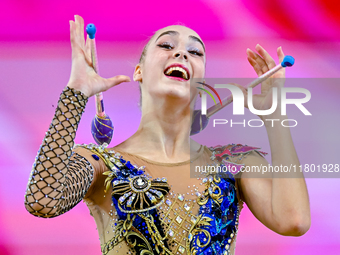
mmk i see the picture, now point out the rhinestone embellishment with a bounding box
[130,176,151,193]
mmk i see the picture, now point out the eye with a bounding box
[157,42,174,49]
[188,47,204,56]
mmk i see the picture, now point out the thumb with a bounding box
[104,75,131,89]
[277,46,285,63]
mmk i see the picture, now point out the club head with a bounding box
[91,114,114,145]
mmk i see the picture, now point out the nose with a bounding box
[173,50,188,60]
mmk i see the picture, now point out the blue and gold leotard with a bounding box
[78,143,267,255]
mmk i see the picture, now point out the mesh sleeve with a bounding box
[24,86,94,218]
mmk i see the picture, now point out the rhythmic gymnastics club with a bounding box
[190,55,295,136]
[86,24,114,145]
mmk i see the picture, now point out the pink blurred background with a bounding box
[1,0,340,254]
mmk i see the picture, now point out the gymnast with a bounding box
[25,15,310,255]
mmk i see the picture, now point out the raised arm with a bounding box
[236,44,310,236]
[24,87,94,217]
[24,15,130,218]
[239,150,310,236]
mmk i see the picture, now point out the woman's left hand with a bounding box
[246,44,286,119]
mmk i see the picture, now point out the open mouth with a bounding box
[164,65,190,81]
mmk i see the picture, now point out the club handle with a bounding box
[86,23,114,145]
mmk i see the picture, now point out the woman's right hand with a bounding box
[67,15,130,97]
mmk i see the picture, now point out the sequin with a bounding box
[184,204,190,211]
[92,154,99,161]
[178,194,184,201]
[178,246,185,253]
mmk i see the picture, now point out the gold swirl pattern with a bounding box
[186,214,213,254]
[198,174,223,206]
[139,213,173,255]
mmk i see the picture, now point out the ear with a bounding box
[133,64,143,82]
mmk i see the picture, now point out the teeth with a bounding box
[165,66,188,80]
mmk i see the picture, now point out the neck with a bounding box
[118,94,199,161]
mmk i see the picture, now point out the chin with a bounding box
[164,85,190,99]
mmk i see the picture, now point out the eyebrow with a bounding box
[155,30,206,52]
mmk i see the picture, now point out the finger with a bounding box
[255,44,276,69]
[69,20,75,46]
[246,48,258,60]
[104,75,131,89]
[85,34,92,64]
[74,15,79,38]
[277,46,285,63]
[69,20,81,58]
[78,15,85,47]
[247,48,266,65]
[247,54,264,76]
[247,48,269,74]
[74,15,83,47]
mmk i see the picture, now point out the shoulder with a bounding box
[209,143,267,158]
[73,143,107,171]
[73,142,147,185]
[208,143,268,163]
[208,143,268,175]
[73,143,115,200]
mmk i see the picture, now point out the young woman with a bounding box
[25,15,310,255]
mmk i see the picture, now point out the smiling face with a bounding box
[134,25,206,107]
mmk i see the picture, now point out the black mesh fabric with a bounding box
[25,86,94,218]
